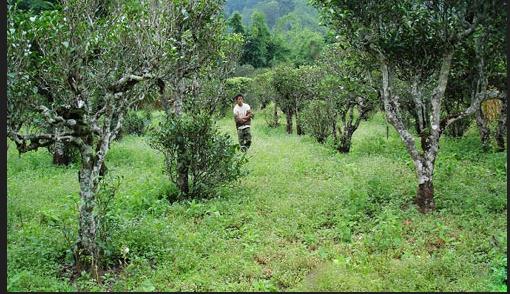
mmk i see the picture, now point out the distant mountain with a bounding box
[224,0,326,34]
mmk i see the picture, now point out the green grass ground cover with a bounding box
[7,112,507,291]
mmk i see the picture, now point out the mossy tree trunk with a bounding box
[285,109,294,134]
[475,106,491,150]
[495,96,507,151]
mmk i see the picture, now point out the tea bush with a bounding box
[301,100,335,144]
[121,110,151,137]
[149,113,247,199]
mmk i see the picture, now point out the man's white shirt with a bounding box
[233,103,251,130]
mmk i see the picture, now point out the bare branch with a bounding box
[108,73,154,93]
[441,88,503,131]
[37,105,80,129]
[429,51,454,139]
[7,127,78,153]
[379,60,421,163]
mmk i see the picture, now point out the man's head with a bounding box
[234,94,244,106]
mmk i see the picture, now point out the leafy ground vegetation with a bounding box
[7,112,506,292]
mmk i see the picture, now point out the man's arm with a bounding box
[234,114,247,124]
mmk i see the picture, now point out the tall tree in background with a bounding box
[274,14,325,66]
[242,11,271,67]
[228,11,245,35]
[313,0,503,213]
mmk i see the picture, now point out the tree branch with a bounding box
[440,88,503,131]
[8,127,78,153]
[379,59,421,163]
[108,73,153,94]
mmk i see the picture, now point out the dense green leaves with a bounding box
[302,100,335,143]
[150,113,247,199]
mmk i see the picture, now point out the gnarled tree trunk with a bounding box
[75,144,100,279]
[337,133,352,153]
[378,52,453,213]
[273,103,279,127]
[475,106,491,150]
[53,140,73,165]
[415,159,436,213]
[295,106,304,135]
[285,110,293,134]
[48,126,74,165]
[174,78,190,196]
[495,96,507,151]
[335,98,368,154]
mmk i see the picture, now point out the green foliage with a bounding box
[226,0,327,68]
[225,0,323,32]
[302,100,334,143]
[259,102,280,128]
[7,114,507,291]
[121,110,151,137]
[247,70,274,110]
[10,0,57,13]
[149,113,247,199]
[227,11,245,35]
[279,27,325,66]
[233,64,256,77]
[241,11,272,68]
[95,175,123,268]
[272,64,300,114]
[225,77,253,101]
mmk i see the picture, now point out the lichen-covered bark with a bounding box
[53,140,72,165]
[475,107,491,150]
[76,143,100,278]
[379,60,421,164]
[378,52,453,213]
[411,77,426,134]
[495,96,507,151]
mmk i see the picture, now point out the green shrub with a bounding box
[261,103,280,128]
[121,110,151,137]
[302,100,335,144]
[149,113,247,199]
[95,175,123,268]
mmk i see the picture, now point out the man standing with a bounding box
[233,94,253,152]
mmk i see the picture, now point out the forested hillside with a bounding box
[225,0,324,33]
[224,0,329,71]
